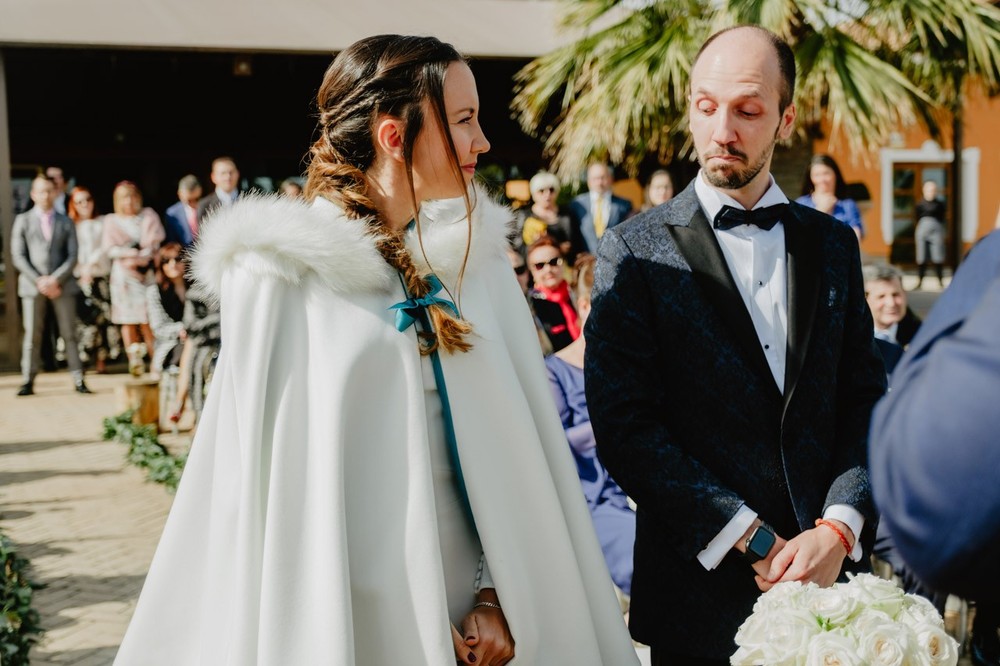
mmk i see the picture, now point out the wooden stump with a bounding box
[115,376,160,429]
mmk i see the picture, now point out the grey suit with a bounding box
[586,181,886,657]
[11,207,84,384]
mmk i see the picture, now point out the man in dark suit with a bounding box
[196,156,241,225]
[863,264,921,349]
[568,162,633,254]
[11,176,91,396]
[163,174,202,248]
[870,230,1000,664]
[586,26,885,663]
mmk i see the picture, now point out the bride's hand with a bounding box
[454,589,515,665]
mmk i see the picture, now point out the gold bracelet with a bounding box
[474,601,502,611]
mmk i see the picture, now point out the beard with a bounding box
[698,131,779,190]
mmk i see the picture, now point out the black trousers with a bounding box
[651,648,729,666]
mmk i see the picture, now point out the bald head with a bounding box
[693,26,795,113]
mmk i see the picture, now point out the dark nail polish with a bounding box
[468,653,477,663]
[466,636,474,642]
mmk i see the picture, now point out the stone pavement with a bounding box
[0,370,176,666]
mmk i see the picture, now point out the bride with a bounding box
[114,34,637,666]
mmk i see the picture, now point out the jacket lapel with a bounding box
[665,187,778,393]
[782,204,820,414]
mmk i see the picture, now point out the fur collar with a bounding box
[191,186,515,301]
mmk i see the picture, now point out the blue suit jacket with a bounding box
[163,201,196,248]
[569,192,633,255]
[870,230,1000,602]
[585,181,885,656]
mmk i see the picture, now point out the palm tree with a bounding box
[512,0,1000,185]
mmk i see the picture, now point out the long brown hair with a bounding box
[304,34,475,355]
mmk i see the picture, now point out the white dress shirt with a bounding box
[873,322,899,345]
[692,171,864,569]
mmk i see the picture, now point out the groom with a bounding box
[586,26,886,663]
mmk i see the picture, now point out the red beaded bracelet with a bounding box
[815,519,852,555]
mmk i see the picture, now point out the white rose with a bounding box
[912,624,959,666]
[857,621,919,666]
[806,587,860,629]
[805,631,864,666]
[733,607,819,665]
[753,581,813,614]
[898,594,946,630]
[846,573,905,619]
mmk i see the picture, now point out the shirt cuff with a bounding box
[823,505,865,562]
[697,504,757,571]
[475,553,494,592]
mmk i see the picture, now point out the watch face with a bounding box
[748,525,776,560]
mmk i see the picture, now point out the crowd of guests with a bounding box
[10,158,302,427]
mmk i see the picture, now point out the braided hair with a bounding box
[305,34,475,354]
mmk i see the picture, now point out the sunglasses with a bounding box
[162,257,183,265]
[513,264,528,276]
[535,187,556,193]
[532,257,563,271]
[73,197,93,205]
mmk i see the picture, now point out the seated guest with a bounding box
[169,280,221,424]
[515,171,573,258]
[546,254,635,598]
[526,236,579,353]
[146,243,189,377]
[863,264,921,349]
[507,248,552,356]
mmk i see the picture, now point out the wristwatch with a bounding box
[743,522,776,564]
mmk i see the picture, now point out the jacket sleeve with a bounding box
[870,239,1000,601]
[585,228,746,560]
[11,214,40,282]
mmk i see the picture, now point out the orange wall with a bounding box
[814,87,1000,261]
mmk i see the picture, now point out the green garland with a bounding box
[102,411,187,493]
[0,531,43,666]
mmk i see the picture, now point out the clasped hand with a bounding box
[450,589,514,665]
[753,523,851,592]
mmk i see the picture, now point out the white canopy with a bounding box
[0,0,565,57]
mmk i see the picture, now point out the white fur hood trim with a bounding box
[191,186,515,301]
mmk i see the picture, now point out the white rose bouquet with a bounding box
[731,573,959,666]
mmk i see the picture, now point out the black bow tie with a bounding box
[714,203,789,231]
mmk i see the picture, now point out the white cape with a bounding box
[114,189,638,665]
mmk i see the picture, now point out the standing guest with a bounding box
[102,181,165,374]
[145,243,189,377]
[527,236,580,353]
[514,171,573,257]
[586,26,885,664]
[279,178,304,198]
[870,230,1000,661]
[196,156,241,225]
[46,165,69,215]
[642,169,674,211]
[506,247,553,356]
[163,175,202,249]
[569,162,633,255]
[796,154,864,241]
[11,176,91,395]
[547,254,635,598]
[914,179,947,290]
[70,186,115,374]
[115,34,637,666]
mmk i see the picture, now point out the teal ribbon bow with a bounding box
[389,274,459,332]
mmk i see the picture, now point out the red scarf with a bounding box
[537,282,581,340]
